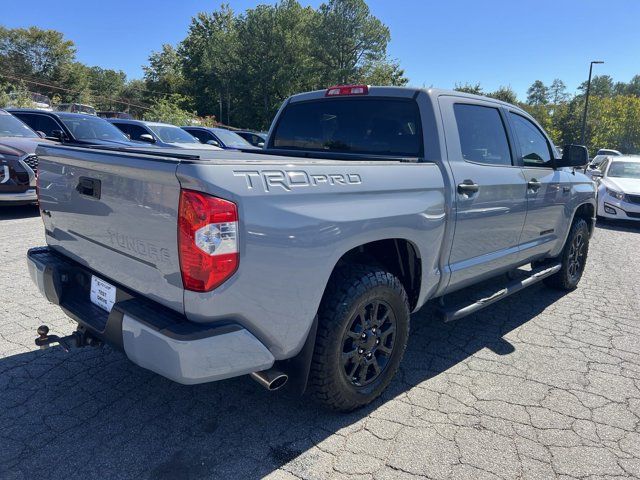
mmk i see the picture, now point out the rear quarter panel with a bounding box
[177,161,446,359]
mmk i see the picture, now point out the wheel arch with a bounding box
[572,201,596,235]
[327,238,423,312]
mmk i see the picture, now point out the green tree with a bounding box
[143,95,195,125]
[0,26,75,82]
[234,1,318,127]
[454,82,483,95]
[526,80,548,105]
[358,59,407,86]
[548,79,569,104]
[578,75,614,97]
[487,86,517,104]
[179,4,240,122]
[311,0,397,85]
[144,44,184,96]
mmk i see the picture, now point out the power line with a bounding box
[1,72,153,110]
[1,44,177,98]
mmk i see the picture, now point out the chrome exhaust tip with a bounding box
[250,369,288,391]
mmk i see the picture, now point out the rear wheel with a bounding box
[543,218,590,290]
[307,265,410,411]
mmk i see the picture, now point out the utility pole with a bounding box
[580,60,604,145]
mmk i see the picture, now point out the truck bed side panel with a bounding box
[177,161,446,359]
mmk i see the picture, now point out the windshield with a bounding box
[148,125,199,144]
[59,114,130,142]
[0,112,38,138]
[272,98,423,157]
[608,161,640,179]
[214,129,252,148]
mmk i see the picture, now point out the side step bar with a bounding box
[438,263,561,322]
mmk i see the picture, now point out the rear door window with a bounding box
[186,129,213,144]
[271,98,423,157]
[453,104,512,166]
[112,122,130,137]
[13,113,60,137]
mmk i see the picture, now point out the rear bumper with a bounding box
[27,247,274,384]
[0,188,37,205]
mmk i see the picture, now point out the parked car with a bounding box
[181,126,258,150]
[28,85,595,411]
[596,148,622,157]
[55,103,97,115]
[6,109,148,148]
[6,92,53,111]
[232,130,267,147]
[0,109,51,205]
[97,111,134,120]
[591,155,640,220]
[108,119,222,150]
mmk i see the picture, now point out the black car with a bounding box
[6,109,148,148]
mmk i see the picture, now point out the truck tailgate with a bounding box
[36,145,184,313]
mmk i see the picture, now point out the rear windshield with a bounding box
[271,98,423,157]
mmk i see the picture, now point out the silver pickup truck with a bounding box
[28,86,595,411]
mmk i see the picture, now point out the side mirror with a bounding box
[206,139,220,147]
[555,144,589,168]
[36,131,47,139]
[139,134,155,143]
[51,130,66,142]
[591,170,603,178]
[257,142,265,148]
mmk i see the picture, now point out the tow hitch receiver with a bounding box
[35,325,102,352]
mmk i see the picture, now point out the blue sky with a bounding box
[3,0,639,100]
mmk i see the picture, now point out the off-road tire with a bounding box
[543,218,590,290]
[307,265,410,411]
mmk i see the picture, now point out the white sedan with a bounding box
[593,156,640,221]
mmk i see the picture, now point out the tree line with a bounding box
[1,0,639,155]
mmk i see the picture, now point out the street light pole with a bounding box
[580,60,604,146]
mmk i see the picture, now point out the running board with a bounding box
[438,263,561,322]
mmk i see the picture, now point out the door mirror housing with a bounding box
[206,139,220,147]
[555,144,589,168]
[590,170,603,178]
[36,130,47,139]
[51,130,67,142]
[139,134,155,143]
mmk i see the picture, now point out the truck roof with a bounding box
[287,85,519,109]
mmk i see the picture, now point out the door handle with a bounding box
[76,177,101,199]
[457,180,479,196]
[527,179,541,191]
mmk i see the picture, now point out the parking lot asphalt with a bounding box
[1,205,639,480]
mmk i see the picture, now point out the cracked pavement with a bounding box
[1,205,639,480]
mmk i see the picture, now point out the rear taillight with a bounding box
[325,85,369,97]
[178,189,239,292]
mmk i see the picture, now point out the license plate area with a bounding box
[90,275,116,312]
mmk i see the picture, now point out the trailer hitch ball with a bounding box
[37,325,50,349]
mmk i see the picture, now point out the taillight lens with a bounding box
[178,189,239,292]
